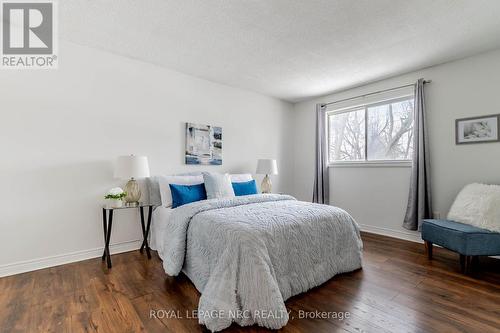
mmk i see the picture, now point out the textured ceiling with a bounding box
[59,0,500,102]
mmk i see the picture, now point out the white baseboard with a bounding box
[359,223,423,243]
[1,225,495,278]
[0,239,142,278]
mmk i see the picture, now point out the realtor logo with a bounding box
[1,1,57,68]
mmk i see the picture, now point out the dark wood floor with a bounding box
[1,232,500,333]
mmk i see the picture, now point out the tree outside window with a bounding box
[328,97,414,163]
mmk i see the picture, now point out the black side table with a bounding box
[101,203,154,268]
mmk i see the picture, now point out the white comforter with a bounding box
[157,194,363,331]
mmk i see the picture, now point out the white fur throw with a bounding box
[447,183,500,232]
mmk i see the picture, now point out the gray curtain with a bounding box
[403,79,432,230]
[313,103,329,204]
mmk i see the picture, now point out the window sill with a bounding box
[328,161,412,168]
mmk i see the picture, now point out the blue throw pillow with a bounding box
[169,183,207,208]
[232,180,258,196]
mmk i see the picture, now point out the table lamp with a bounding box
[256,159,278,193]
[114,155,150,206]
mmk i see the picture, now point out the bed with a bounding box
[149,185,363,332]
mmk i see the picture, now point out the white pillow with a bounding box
[157,175,204,207]
[447,183,500,232]
[230,173,253,183]
[203,172,235,199]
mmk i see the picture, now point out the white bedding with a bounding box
[150,206,172,251]
[156,194,363,331]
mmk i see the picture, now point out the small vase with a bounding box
[109,199,123,208]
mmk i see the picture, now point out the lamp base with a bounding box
[124,178,141,205]
[261,174,272,194]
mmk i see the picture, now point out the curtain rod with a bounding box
[322,80,431,107]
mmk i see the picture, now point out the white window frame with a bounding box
[327,94,414,168]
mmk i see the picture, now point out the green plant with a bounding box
[104,192,127,200]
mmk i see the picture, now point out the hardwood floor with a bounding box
[1,232,499,333]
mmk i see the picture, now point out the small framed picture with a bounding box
[455,114,500,145]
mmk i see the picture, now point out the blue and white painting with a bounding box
[185,123,222,165]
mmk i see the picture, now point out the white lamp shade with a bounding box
[256,159,278,175]
[114,155,150,179]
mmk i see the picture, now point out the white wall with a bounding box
[292,48,500,241]
[0,42,293,276]
[3,42,499,277]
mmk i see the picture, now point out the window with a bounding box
[328,96,414,164]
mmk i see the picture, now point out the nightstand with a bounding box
[101,203,154,268]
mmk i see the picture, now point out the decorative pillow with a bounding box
[232,180,258,196]
[447,183,500,232]
[147,176,162,207]
[230,173,253,183]
[158,175,204,207]
[202,172,235,199]
[169,183,207,208]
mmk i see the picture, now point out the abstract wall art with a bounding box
[185,122,222,165]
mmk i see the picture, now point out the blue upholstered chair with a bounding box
[421,219,500,273]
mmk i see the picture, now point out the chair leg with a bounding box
[424,241,433,260]
[460,255,474,274]
[466,256,473,274]
[471,256,479,268]
[469,256,479,272]
[460,254,466,273]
